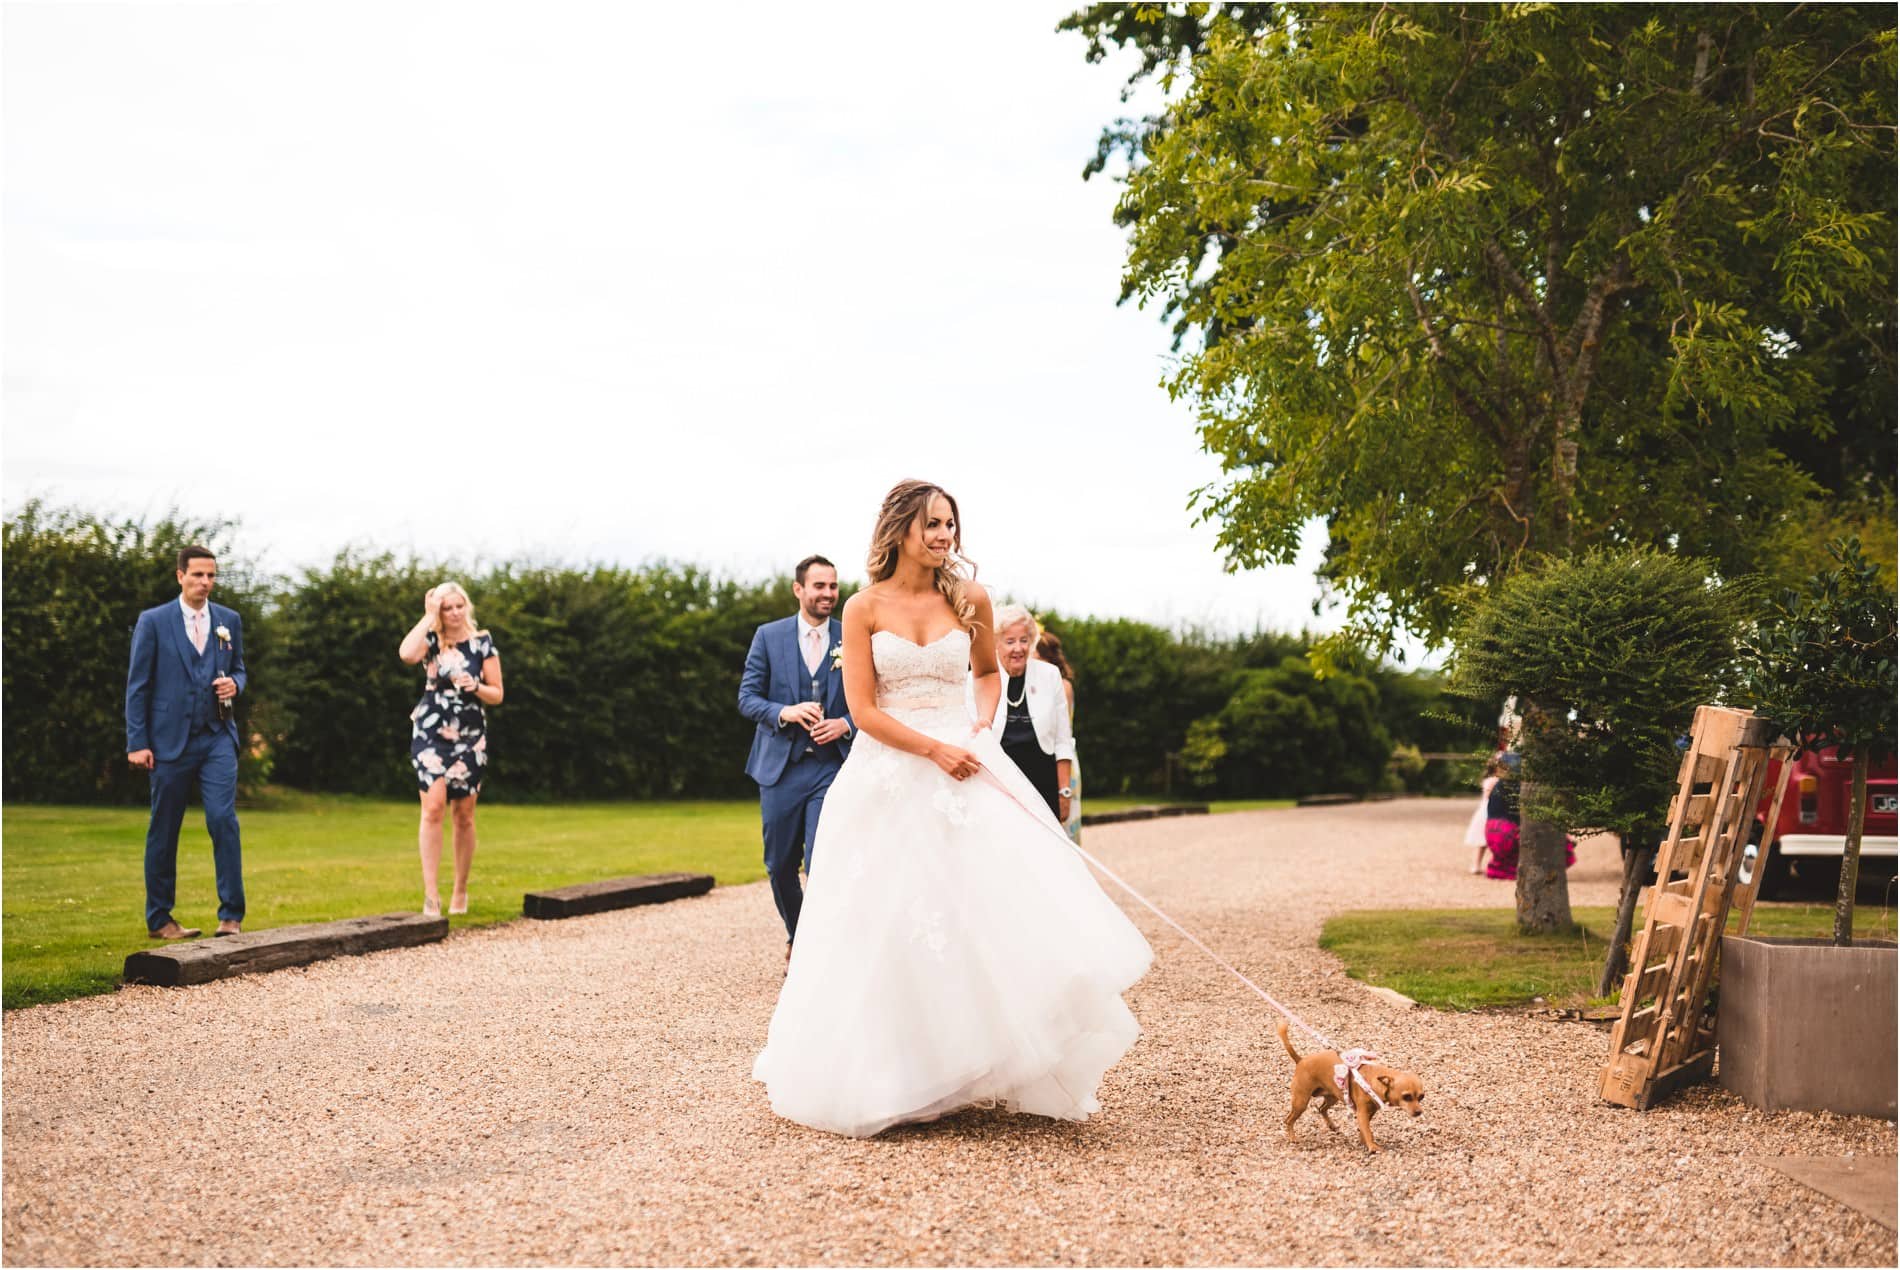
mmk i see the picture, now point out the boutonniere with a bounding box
[829,643,844,670]
[215,625,231,646]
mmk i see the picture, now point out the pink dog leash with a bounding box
[971,764,1389,1110]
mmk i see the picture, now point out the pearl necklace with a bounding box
[1006,675,1027,708]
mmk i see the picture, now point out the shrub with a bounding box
[1449,545,1743,939]
[2,502,275,802]
[1742,537,1898,943]
[1187,656,1392,798]
[1449,546,1743,843]
[266,555,794,800]
[6,503,1474,805]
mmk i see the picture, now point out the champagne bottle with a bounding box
[216,629,236,724]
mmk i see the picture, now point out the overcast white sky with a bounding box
[4,1,1365,643]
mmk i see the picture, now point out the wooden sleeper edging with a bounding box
[522,872,714,920]
[123,912,448,988]
[1078,804,1210,827]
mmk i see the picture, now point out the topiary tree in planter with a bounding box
[1450,547,1742,974]
[1741,537,1899,944]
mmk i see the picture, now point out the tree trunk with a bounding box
[1597,830,1655,997]
[1834,751,1868,945]
[1515,782,1575,934]
[1550,418,1580,551]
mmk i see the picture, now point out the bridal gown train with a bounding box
[752,628,1153,1138]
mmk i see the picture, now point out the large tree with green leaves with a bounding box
[1071,3,1896,652]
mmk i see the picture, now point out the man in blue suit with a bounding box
[738,555,853,960]
[125,545,247,939]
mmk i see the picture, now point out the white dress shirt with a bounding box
[798,613,827,675]
[179,595,209,654]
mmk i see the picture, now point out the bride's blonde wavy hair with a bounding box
[866,479,980,632]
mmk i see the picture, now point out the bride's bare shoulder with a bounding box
[842,588,881,628]
[963,580,993,626]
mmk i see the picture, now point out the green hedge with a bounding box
[260,556,794,801]
[2,503,277,803]
[3,503,1488,803]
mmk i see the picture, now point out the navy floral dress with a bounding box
[410,629,494,799]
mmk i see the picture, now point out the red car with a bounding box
[1750,746,1899,899]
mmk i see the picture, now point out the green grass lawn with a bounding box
[1320,902,1897,1011]
[2,791,769,1009]
[3,789,1292,1009]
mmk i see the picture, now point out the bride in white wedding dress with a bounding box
[752,479,1153,1138]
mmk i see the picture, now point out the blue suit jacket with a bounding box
[739,615,853,787]
[125,601,247,762]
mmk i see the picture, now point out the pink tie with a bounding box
[190,610,207,654]
[804,627,822,675]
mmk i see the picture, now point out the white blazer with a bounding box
[970,658,1075,763]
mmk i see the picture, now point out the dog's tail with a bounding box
[1276,1020,1302,1064]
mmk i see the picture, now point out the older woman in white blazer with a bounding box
[974,603,1074,823]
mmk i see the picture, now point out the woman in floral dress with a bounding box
[398,583,503,916]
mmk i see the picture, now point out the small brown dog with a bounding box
[1277,1021,1425,1152]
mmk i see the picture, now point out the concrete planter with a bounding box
[1717,934,1897,1118]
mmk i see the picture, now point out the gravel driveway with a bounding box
[5,799,1894,1266]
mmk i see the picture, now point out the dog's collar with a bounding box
[1333,1049,1386,1108]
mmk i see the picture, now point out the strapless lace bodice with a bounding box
[871,628,971,722]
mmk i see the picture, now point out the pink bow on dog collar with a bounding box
[1333,1048,1384,1106]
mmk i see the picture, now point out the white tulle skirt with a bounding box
[752,706,1152,1138]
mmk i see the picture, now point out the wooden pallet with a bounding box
[1730,741,1796,938]
[1599,705,1791,1110]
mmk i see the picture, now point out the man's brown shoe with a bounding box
[214,921,242,937]
[148,922,202,940]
